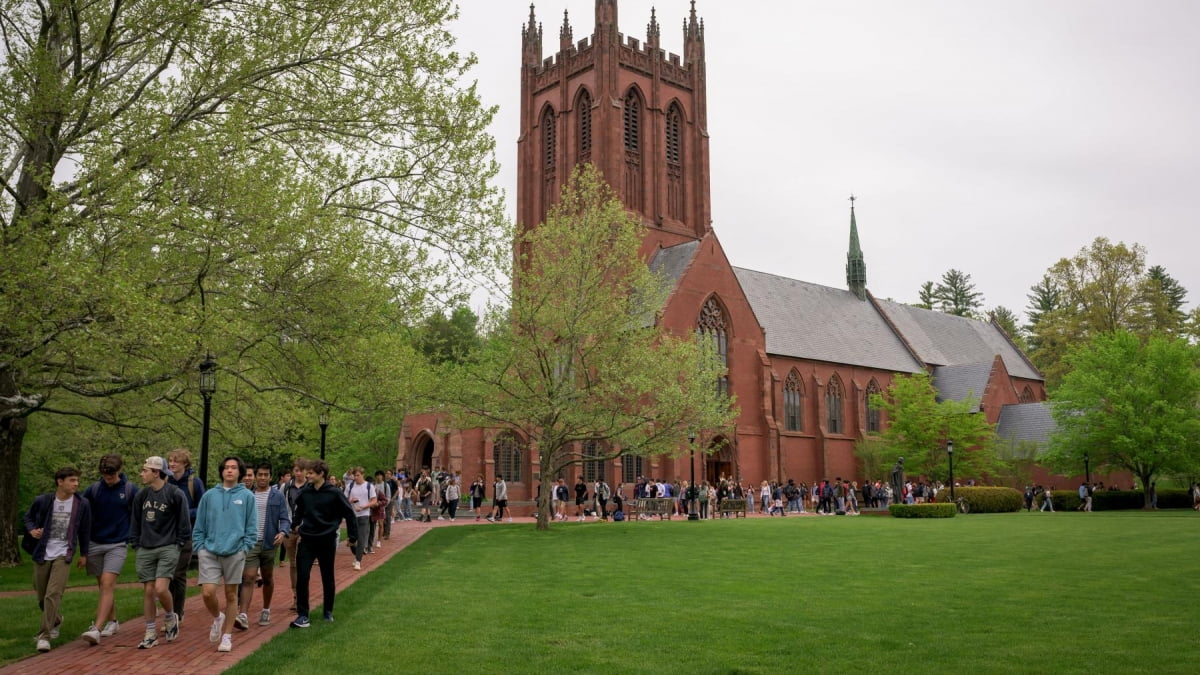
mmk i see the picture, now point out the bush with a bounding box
[889,503,956,518]
[1090,488,1191,510]
[939,486,1022,513]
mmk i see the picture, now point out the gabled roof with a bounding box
[873,299,1042,380]
[931,362,992,411]
[731,268,925,373]
[648,240,699,289]
[996,402,1056,446]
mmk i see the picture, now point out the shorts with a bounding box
[86,542,128,577]
[419,494,432,507]
[135,545,181,583]
[495,499,508,508]
[197,548,247,585]
[241,541,275,576]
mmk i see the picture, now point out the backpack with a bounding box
[612,510,625,522]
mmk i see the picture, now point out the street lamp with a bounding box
[1083,452,1090,487]
[687,429,699,521]
[946,440,955,502]
[198,353,217,485]
[319,408,330,460]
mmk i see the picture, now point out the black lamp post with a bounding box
[1083,452,1090,487]
[319,409,330,460]
[687,429,699,521]
[947,440,955,502]
[198,353,217,485]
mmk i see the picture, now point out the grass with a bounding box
[227,511,1199,674]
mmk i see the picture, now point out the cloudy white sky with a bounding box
[449,0,1200,318]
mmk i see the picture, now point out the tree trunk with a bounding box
[0,402,28,567]
[536,469,553,530]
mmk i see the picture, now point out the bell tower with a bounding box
[517,1,713,255]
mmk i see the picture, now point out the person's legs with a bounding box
[170,537,193,620]
[315,534,338,617]
[354,516,369,561]
[239,544,262,618]
[448,498,459,519]
[295,538,315,619]
[35,558,69,641]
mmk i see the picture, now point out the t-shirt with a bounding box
[254,489,270,540]
[44,497,74,560]
[345,481,375,518]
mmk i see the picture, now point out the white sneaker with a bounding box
[36,638,51,653]
[99,620,119,637]
[234,613,249,630]
[506,517,513,522]
[258,609,271,626]
[352,561,361,571]
[209,613,224,643]
[217,635,232,653]
[82,626,101,645]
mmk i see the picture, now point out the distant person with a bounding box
[343,467,377,569]
[24,466,92,654]
[81,454,135,646]
[1040,487,1054,512]
[574,477,588,522]
[166,449,205,625]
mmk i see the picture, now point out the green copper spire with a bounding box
[846,194,867,300]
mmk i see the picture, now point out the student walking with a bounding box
[289,460,359,628]
[237,462,290,629]
[343,467,377,568]
[165,449,205,624]
[192,457,258,653]
[80,455,135,646]
[24,466,92,653]
[130,456,189,649]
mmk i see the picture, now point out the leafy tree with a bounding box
[1046,331,1200,507]
[1142,265,1188,334]
[868,373,998,482]
[417,306,484,365]
[988,306,1028,352]
[914,281,936,310]
[437,166,736,530]
[0,0,504,564]
[1024,274,1063,331]
[932,269,984,318]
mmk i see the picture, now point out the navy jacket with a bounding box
[83,474,136,544]
[23,493,92,564]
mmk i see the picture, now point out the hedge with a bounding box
[938,486,1021,513]
[889,503,956,518]
[1043,488,1192,511]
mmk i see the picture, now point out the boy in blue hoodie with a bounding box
[191,456,257,653]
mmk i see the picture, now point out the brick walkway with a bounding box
[0,518,453,674]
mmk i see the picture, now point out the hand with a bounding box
[29,528,43,539]
[274,532,285,546]
[76,555,87,569]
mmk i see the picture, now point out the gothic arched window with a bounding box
[540,105,556,223]
[493,432,523,483]
[623,90,640,152]
[865,379,882,433]
[1019,386,1035,403]
[826,375,845,434]
[698,297,729,398]
[784,370,803,432]
[577,88,592,162]
[666,102,684,220]
[622,88,643,210]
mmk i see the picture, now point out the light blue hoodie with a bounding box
[192,482,257,556]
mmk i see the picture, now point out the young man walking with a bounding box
[281,458,309,610]
[343,467,376,570]
[130,456,189,649]
[192,456,257,653]
[24,466,92,653]
[289,460,358,628]
[81,455,135,645]
[414,469,434,523]
[237,462,289,629]
[166,449,206,624]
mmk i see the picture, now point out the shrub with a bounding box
[1090,488,1191,510]
[938,486,1021,513]
[889,503,956,518]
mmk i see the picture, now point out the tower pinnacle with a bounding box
[846,195,868,300]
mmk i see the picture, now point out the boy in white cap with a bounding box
[129,456,189,649]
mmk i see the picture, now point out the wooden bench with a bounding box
[629,498,674,520]
[717,498,747,518]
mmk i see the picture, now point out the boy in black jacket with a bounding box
[289,459,358,628]
[24,466,92,653]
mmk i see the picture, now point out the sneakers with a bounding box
[217,635,232,653]
[137,630,157,650]
[506,517,513,522]
[258,609,271,626]
[352,560,361,570]
[36,638,51,653]
[209,613,224,643]
[234,613,249,630]
[289,616,311,629]
[486,516,495,522]
[323,611,334,622]
[164,613,179,642]
[49,618,62,639]
[99,620,119,637]
[81,626,101,645]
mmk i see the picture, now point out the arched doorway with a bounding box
[411,432,435,472]
[705,437,734,484]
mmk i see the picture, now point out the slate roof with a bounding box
[931,362,992,411]
[995,402,1056,447]
[648,240,699,289]
[873,299,1042,380]
[731,268,925,373]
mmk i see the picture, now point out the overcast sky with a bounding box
[449,0,1200,318]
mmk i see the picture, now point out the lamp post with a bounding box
[1083,452,1090,487]
[319,409,330,460]
[947,440,955,502]
[198,353,217,485]
[687,429,699,520]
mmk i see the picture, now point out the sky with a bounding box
[448,0,1200,318]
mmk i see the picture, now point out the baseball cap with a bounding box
[143,456,175,478]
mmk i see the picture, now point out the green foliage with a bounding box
[930,269,985,318]
[437,165,736,529]
[869,373,998,481]
[417,305,484,365]
[988,306,1028,352]
[852,437,889,483]
[888,502,957,518]
[915,280,936,310]
[1046,330,1200,506]
[949,486,1022,513]
[991,437,1042,488]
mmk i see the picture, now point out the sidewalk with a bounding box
[0,519,444,675]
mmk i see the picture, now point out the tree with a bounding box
[866,373,998,482]
[931,269,984,317]
[417,306,484,365]
[1024,274,1062,331]
[437,166,736,530]
[0,0,504,564]
[1046,331,1200,507]
[914,281,936,310]
[1142,265,1188,334]
[988,306,1027,352]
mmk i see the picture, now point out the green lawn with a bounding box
[228,511,1199,674]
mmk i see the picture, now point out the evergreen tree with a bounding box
[932,269,985,318]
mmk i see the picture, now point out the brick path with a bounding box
[0,518,451,674]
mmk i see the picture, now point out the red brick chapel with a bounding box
[397,0,1054,501]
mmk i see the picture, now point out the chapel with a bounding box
[398,1,1058,500]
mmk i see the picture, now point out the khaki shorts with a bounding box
[135,545,180,583]
[241,541,275,577]
[197,548,246,585]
